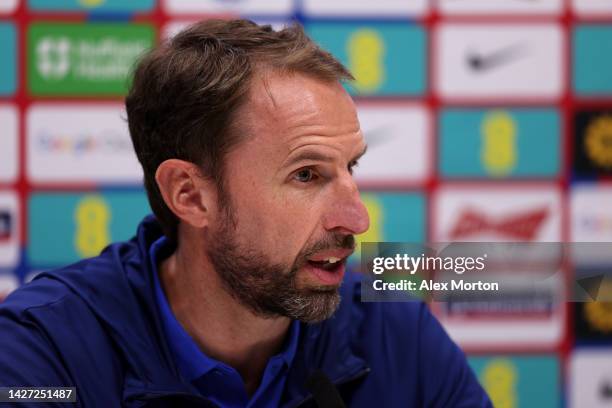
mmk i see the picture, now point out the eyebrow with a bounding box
[283,144,368,168]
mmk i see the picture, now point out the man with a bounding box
[0,20,491,407]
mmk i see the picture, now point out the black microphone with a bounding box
[305,370,346,408]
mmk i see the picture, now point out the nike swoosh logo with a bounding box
[363,125,395,149]
[466,43,527,72]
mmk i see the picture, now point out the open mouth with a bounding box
[307,257,343,272]
[305,257,346,286]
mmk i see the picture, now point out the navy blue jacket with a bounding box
[0,216,491,407]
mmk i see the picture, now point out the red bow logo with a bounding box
[450,207,549,241]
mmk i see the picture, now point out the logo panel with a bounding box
[352,192,426,264]
[303,0,427,17]
[570,349,612,407]
[570,185,612,266]
[356,103,429,185]
[574,25,612,96]
[433,185,562,242]
[0,22,16,96]
[439,108,560,179]
[435,24,563,100]
[574,271,612,342]
[28,0,155,12]
[306,22,426,96]
[0,191,19,269]
[164,0,293,15]
[469,355,560,408]
[28,191,150,267]
[438,0,562,15]
[27,104,143,184]
[0,0,18,13]
[572,0,612,17]
[28,23,155,96]
[0,105,18,183]
[573,110,612,177]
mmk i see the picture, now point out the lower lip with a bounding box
[305,261,345,286]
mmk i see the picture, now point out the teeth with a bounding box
[327,257,340,264]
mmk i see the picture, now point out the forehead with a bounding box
[235,72,363,155]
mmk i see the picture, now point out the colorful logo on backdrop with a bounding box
[433,186,562,242]
[575,268,612,341]
[27,104,142,184]
[28,0,155,12]
[439,109,560,178]
[28,192,150,267]
[352,192,426,264]
[469,356,560,408]
[0,192,19,269]
[574,25,612,96]
[435,24,563,100]
[570,350,612,407]
[356,104,429,184]
[574,110,612,177]
[306,22,426,96]
[27,23,155,96]
[0,22,16,96]
[570,185,612,244]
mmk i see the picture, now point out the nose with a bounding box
[322,177,370,235]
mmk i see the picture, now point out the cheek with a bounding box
[239,195,318,258]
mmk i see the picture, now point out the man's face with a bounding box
[206,72,369,322]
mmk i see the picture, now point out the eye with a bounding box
[348,160,359,175]
[293,168,317,183]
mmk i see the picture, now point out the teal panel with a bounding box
[469,355,560,408]
[28,0,155,12]
[306,22,426,96]
[352,192,426,263]
[439,109,560,178]
[28,191,150,267]
[574,25,612,95]
[0,23,17,96]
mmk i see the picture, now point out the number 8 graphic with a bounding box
[74,195,111,258]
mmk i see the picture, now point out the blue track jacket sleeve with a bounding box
[0,313,76,408]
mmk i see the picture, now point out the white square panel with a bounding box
[573,0,612,16]
[434,24,564,101]
[437,0,563,15]
[432,185,563,242]
[0,0,17,14]
[164,0,293,15]
[569,350,612,408]
[303,0,428,17]
[355,103,430,186]
[0,105,18,183]
[27,104,143,184]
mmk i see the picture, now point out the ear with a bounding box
[155,159,217,229]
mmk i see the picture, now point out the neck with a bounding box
[159,235,291,395]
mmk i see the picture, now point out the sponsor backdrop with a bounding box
[1,0,611,406]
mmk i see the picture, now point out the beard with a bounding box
[206,198,355,323]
